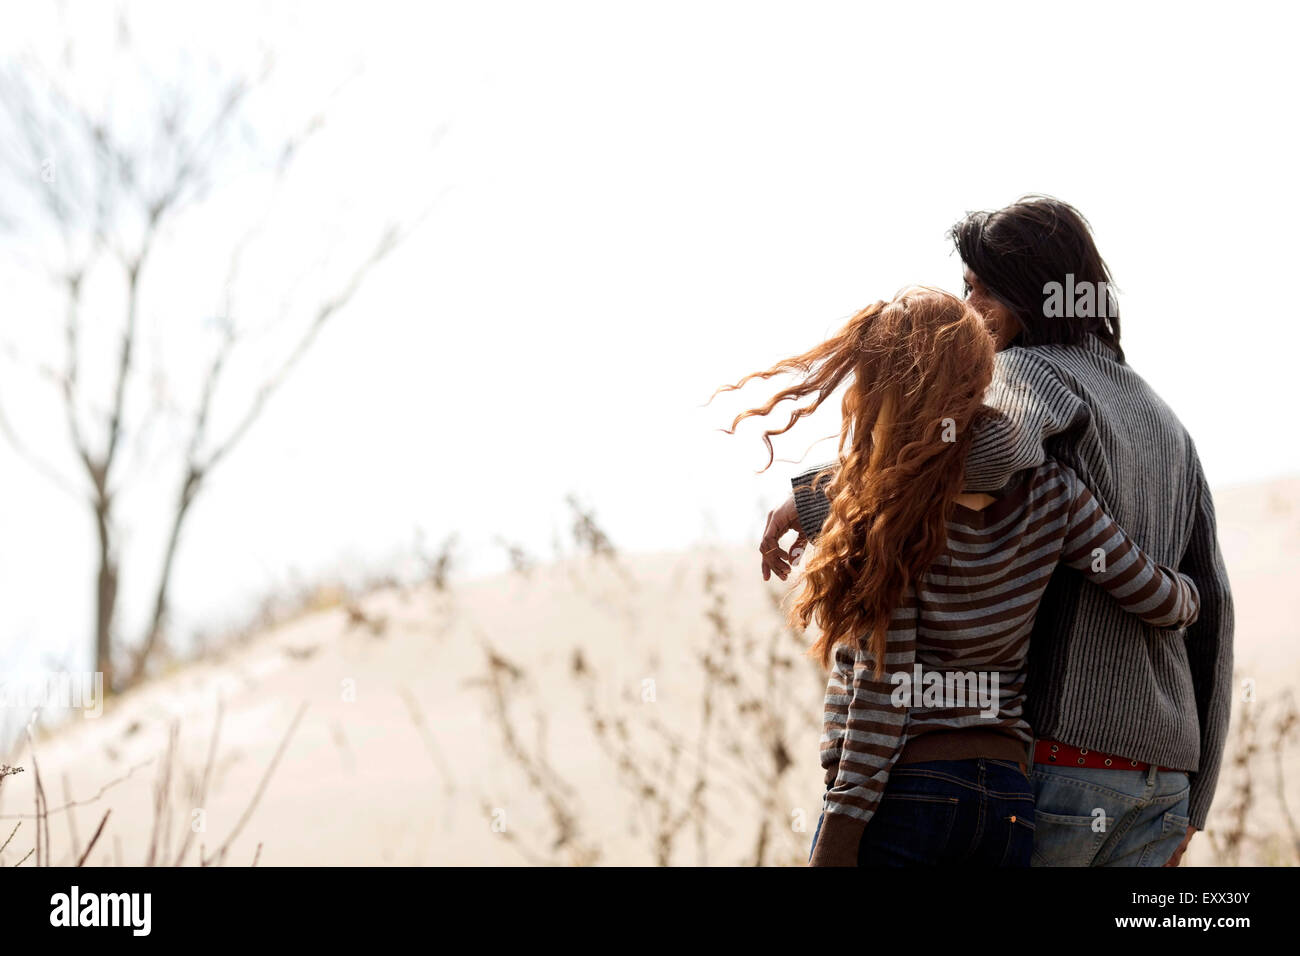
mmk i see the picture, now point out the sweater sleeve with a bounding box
[808,594,917,867]
[791,349,1090,542]
[1058,465,1201,630]
[963,347,1091,492]
[1176,459,1235,829]
[790,461,838,545]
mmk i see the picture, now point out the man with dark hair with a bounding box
[764,196,1233,867]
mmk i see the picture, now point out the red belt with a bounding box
[1033,739,1182,773]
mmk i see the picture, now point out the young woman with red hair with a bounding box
[718,288,1200,866]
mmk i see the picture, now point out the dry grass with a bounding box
[1206,688,1300,866]
[0,701,305,867]
[473,504,824,866]
[1,493,1294,867]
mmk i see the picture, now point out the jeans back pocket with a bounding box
[858,793,960,866]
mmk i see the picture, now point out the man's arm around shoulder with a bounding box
[787,348,1090,543]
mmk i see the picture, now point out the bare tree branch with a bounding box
[2,20,442,694]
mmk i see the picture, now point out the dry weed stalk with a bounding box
[481,495,824,865]
[1205,684,1300,866]
[472,636,600,866]
[1270,691,1300,863]
[199,701,307,866]
[76,810,111,867]
[495,537,536,578]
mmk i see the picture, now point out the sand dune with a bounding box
[2,478,1297,866]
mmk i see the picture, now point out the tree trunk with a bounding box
[129,468,202,687]
[94,500,117,693]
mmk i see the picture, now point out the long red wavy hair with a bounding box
[716,287,995,673]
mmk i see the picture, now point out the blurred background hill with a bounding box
[2,476,1297,866]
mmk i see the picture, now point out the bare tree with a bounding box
[0,15,434,691]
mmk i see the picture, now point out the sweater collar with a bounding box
[1081,333,1119,360]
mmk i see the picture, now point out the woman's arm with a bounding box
[1058,469,1201,630]
[809,598,918,867]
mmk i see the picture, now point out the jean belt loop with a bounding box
[1146,763,1158,788]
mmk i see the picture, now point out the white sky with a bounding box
[1,0,1297,683]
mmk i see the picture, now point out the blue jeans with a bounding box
[809,758,1035,866]
[1028,764,1191,867]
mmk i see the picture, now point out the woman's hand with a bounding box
[808,821,860,867]
[760,496,807,581]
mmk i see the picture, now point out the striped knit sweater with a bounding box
[794,335,1234,848]
[808,459,1200,865]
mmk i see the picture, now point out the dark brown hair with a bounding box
[954,195,1124,361]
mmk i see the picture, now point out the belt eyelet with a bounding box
[1130,759,1138,767]
[1077,757,1085,765]
[1104,758,1112,766]
[1079,748,1089,755]
[1050,744,1059,752]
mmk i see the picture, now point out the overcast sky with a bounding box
[2,0,1297,687]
